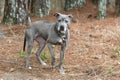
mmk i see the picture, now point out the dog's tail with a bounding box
[23,36,26,51]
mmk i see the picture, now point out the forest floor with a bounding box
[1,1,120,80]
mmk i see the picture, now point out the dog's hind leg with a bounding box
[35,37,47,66]
[47,43,55,68]
[26,39,34,68]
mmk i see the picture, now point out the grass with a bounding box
[40,50,51,62]
[19,50,51,62]
[113,45,120,55]
[19,51,26,58]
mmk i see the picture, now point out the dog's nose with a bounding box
[60,26,64,31]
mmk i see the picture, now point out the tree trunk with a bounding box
[2,0,31,25]
[64,0,86,11]
[31,0,50,17]
[92,0,98,4]
[0,0,5,18]
[0,26,4,38]
[98,0,107,19]
[115,0,120,16]
[2,0,17,25]
[51,0,65,11]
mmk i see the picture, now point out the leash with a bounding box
[0,60,58,69]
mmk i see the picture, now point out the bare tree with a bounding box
[31,0,50,17]
[2,0,31,25]
[98,0,107,19]
[115,0,120,16]
[0,0,5,18]
[64,0,86,11]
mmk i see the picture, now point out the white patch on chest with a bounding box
[58,38,63,43]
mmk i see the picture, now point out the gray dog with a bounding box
[23,13,73,74]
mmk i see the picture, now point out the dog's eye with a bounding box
[58,20,61,22]
[65,20,68,23]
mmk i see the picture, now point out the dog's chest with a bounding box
[47,33,66,45]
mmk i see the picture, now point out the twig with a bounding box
[0,59,58,69]
[0,60,24,67]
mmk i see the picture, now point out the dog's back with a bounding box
[23,20,55,51]
[30,20,53,28]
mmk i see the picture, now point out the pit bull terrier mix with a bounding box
[23,13,73,74]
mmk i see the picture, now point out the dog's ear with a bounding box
[68,14,77,23]
[54,13,61,17]
[68,14,73,20]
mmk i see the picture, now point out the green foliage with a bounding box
[107,66,114,76]
[19,49,50,62]
[40,50,51,62]
[113,45,120,55]
[19,51,26,58]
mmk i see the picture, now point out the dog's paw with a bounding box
[59,68,65,74]
[28,66,32,69]
[42,62,47,66]
[26,64,32,70]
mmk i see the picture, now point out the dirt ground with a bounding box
[1,1,120,80]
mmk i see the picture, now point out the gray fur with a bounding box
[23,13,73,74]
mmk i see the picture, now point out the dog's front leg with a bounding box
[58,43,67,74]
[47,43,55,68]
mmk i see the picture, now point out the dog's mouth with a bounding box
[60,30,66,34]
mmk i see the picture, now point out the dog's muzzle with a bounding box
[59,25,68,34]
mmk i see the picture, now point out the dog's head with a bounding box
[54,13,73,34]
